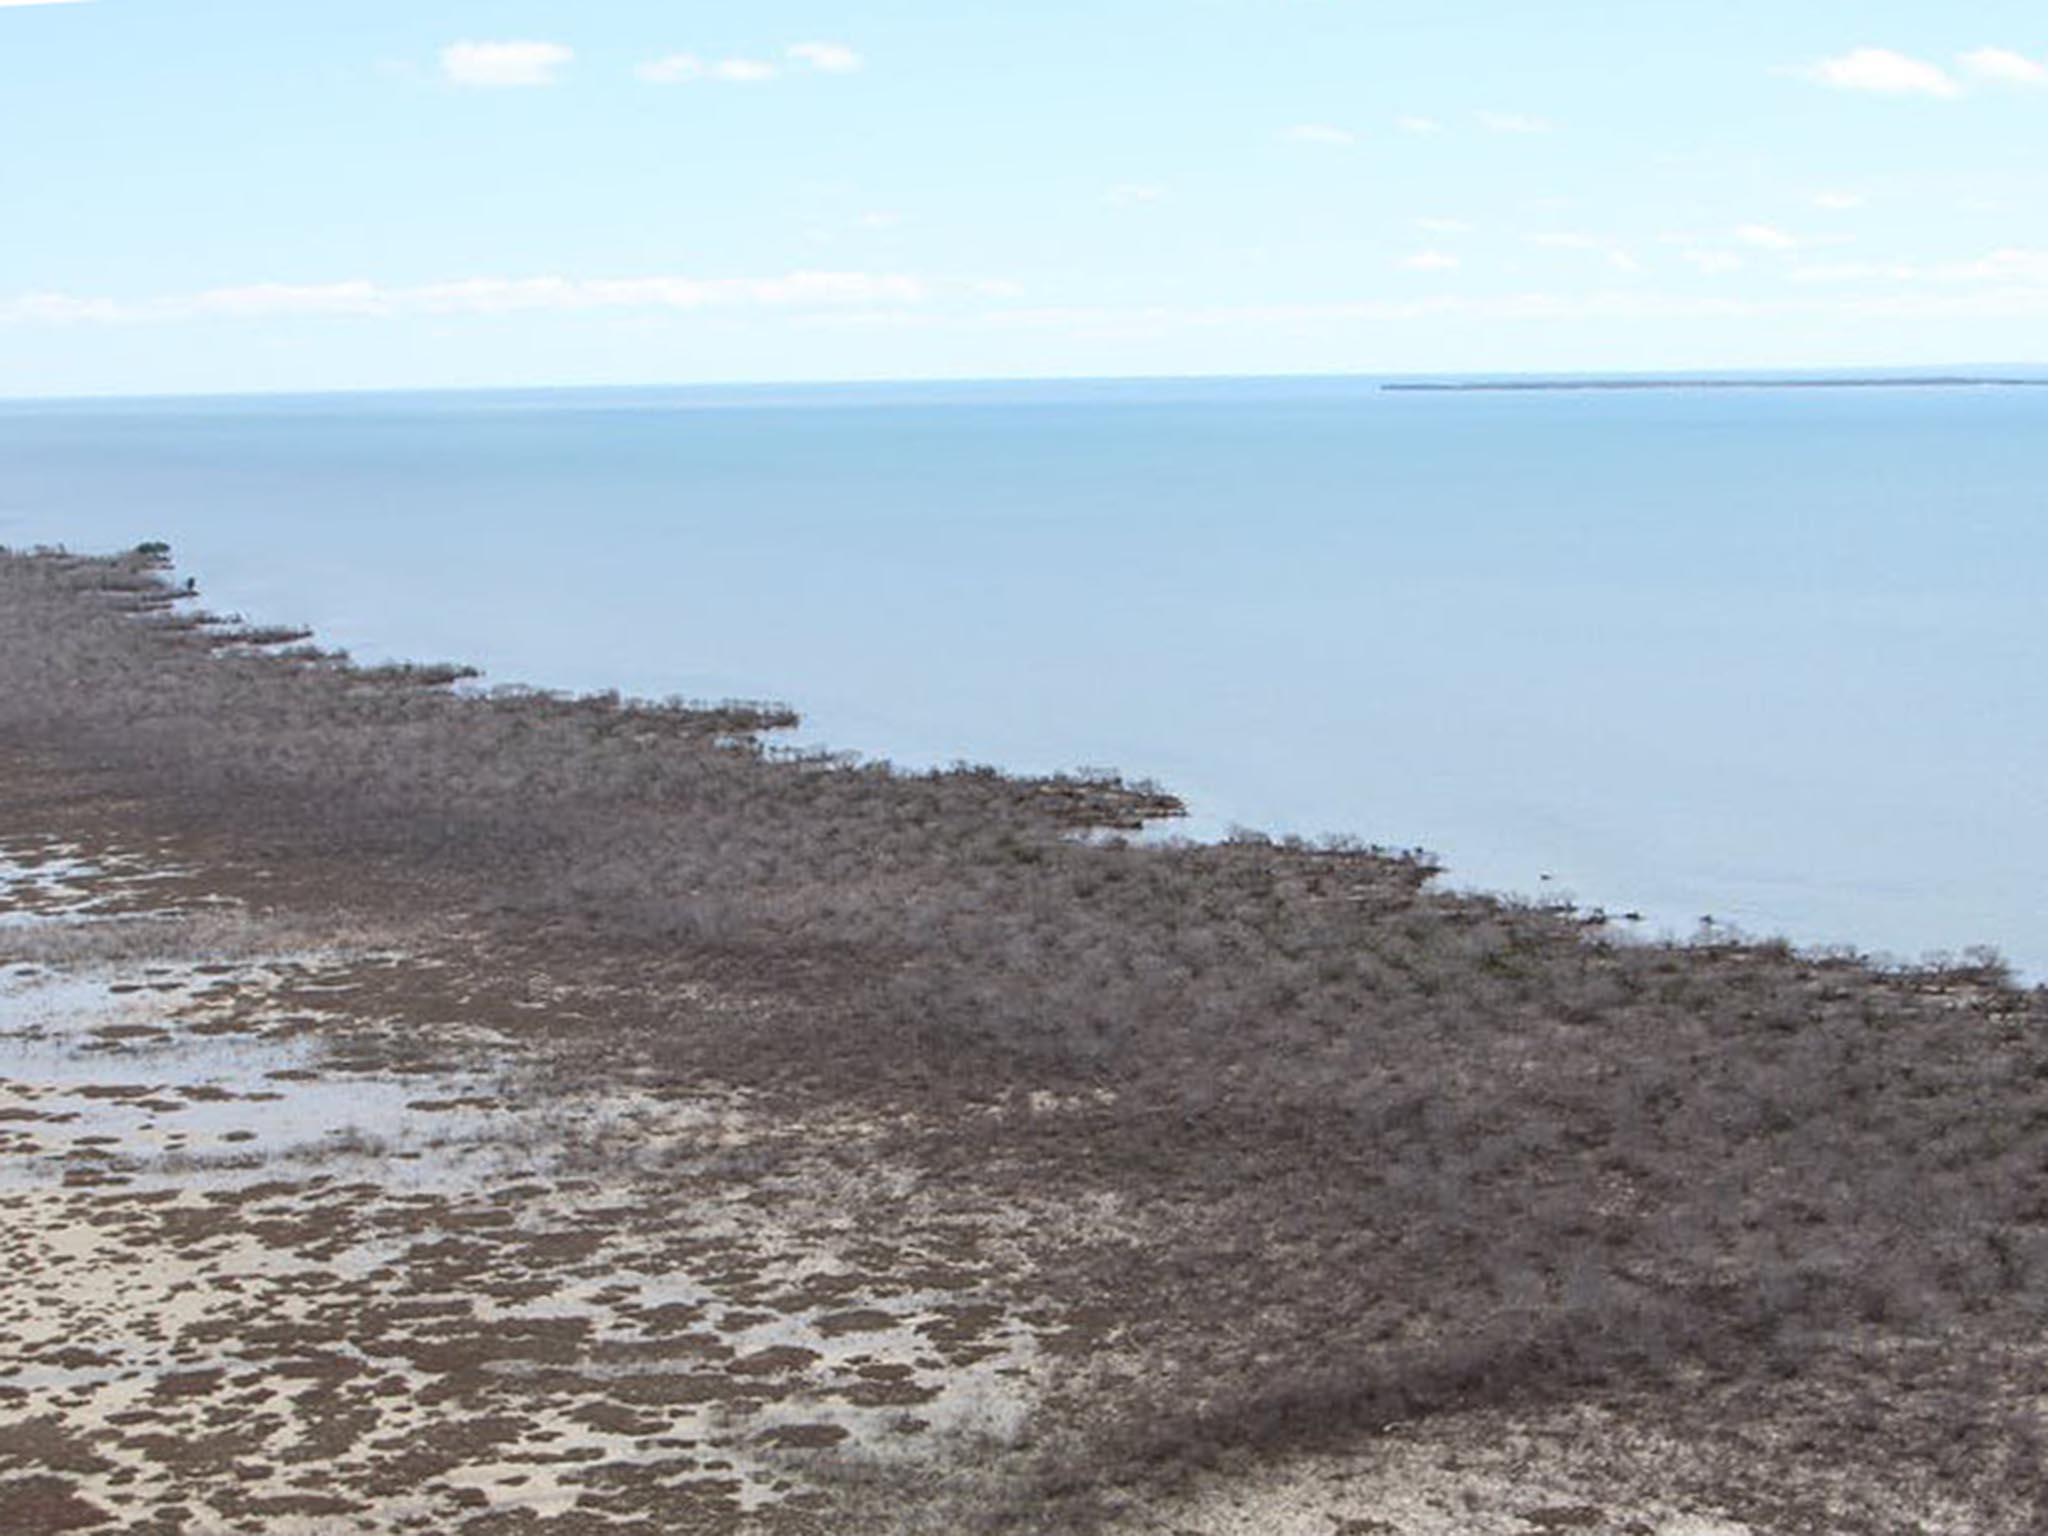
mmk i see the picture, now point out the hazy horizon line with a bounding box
[5,359,2048,409]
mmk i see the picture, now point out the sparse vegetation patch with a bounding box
[1,548,2044,1533]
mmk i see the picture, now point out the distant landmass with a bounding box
[1386,376,2048,392]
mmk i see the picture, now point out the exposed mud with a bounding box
[5,549,2045,1535]
[0,830,1082,1533]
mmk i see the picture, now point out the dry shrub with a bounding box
[3,548,2044,1531]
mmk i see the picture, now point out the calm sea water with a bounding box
[2,377,2043,976]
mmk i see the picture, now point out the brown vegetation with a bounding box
[3,545,2044,1532]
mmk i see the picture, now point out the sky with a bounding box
[4,0,2048,395]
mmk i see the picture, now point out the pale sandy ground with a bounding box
[1,833,2032,1534]
[0,834,1065,1532]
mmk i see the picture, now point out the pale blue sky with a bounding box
[4,0,2048,394]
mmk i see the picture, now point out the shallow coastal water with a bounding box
[2,376,2043,974]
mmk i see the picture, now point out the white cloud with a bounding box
[2,271,931,326]
[418,272,918,312]
[1959,47,2048,86]
[641,42,858,84]
[1803,48,1960,98]
[970,292,1777,336]
[1814,190,1867,210]
[858,211,901,230]
[1683,250,1746,275]
[1528,231,1641,273]
[636,54,704,84]
[1946,247,2048,283]
[1284,123,1357,146]
[1784,249,2048,287]
[1836,288,2048,319]
[1413,217,1473,235]
[638,53,778,84]
[1479,111,1553,134]
[1400,251,1460,272]
[1104,183,1166,206]
[441,40,573,89]
[189,282,389,319]
[788,41,863,73]
[0,291,119,323]
[1734,223,1802,250]
[1394,115,1442,135]
[1790,261,1921,285]
[910,276,2048,337]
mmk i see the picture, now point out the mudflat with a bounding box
[2,548,2043,1534]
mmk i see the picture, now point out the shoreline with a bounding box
[4,546,2045,1533]
[11,375,2040,981]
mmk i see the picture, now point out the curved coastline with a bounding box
[3,544,2045,1533]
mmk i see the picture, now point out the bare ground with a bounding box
[3,548,2045,1533]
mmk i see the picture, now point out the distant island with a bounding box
[1386,375,2048,392]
